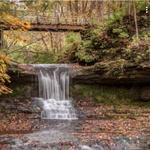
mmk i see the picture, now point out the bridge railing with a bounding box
[0,9,94,26]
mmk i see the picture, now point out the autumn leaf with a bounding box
[0,13,31,30]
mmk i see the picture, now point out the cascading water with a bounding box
[33,64,77,120]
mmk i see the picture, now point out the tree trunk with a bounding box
[133,1,139,40]
[0,30,4,49]
[97,1,104,22]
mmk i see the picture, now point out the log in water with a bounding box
[33,64,77,120]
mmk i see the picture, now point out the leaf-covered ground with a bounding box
[75,98,150,144]
[0,97,149,149]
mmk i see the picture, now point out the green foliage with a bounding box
[136,0,149,11]
[122,38,150,64]
[72,84,150,106]
[60,7,150,77]
[75,40,99,64]
[75,49,96,64]
[65,32,81,44]
[33,52,56,64]
[106,59,127,76]
[119,32,129,38]
[72,84,150,107]
[112,28,129,38]
[107,10,124,27]
[57,32,81,63]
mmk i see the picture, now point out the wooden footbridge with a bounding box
[2,23,90,32]
[0,8,93,32]
[0,9,93,48]
[0,22,91,48]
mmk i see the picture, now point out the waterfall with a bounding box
[33,64,77,120]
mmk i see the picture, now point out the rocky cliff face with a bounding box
[8,63,150,101]
[72,62,150,85]
[9,62,150,85]
[8,64,37,83]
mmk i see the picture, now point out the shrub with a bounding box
[0,54,12,95]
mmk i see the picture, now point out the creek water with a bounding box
[2,64,149,150]
[32,64,77,120]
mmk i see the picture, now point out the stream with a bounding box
[0,64,149,150]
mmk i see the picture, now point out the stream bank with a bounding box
[0,64,149,149]
[0,83,150,149]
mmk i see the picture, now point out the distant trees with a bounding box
[133,1,139,41]
[0,0,148,65]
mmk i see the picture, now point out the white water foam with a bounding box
[33,64,77,120]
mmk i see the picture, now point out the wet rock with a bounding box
[140,87,150,101]
[25,129,77,144]
[79,145,94,150]
[72,62,150,85]
[0,136,16,145]
[0,136,23,147]
[0,98,41,114]
[1,134,150,150]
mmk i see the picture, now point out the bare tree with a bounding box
[133,1,139,40]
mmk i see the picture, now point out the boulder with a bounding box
[140,87,150,101]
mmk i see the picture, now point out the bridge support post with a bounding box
[0,30,4,49]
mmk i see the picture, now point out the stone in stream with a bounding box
[0,134,150,150]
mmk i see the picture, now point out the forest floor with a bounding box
[0,97,150,149]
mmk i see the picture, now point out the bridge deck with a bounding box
[28,23,88,32]
[1,23,90,32]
